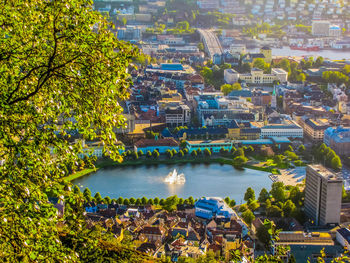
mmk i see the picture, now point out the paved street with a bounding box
[197,29,223,59]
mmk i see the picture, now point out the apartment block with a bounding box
[301,118,330,142]
[304,165,342,226]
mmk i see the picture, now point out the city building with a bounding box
[163,102,191,127]
[251,89,271,106]
[179,127,228,141]
[229,44,246,55]
[227,121,261,140]
[202,112,256,127]
[146,63,195,75]
[271,68,288,83]
[272,231,338,262]
[134,138,179,154]
[186,140,234,153]
[312,20,331,36]
[242,47,272,64]
[224,69,240,84]
[195,197,234,220]
[197,0,220,9]
[140,226,166,243]
[260,120,303,139]
[224,68,288,85]
[260,46,272,63]
[273,231,334,247]
[324,126,350,157]
[213,53,222,65]
[336,228,350,251]
[116,26,142,41]
[301,118,330,142]
[304,165,342,226]
[195,95,255,126]
[329,25,342,38]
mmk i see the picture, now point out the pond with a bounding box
[74,163,271,203]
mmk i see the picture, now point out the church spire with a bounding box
[271,85,277,109]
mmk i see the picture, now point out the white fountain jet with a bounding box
[164,169,186,184]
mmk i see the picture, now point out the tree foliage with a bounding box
[253,58,270,73]
[203,148,211,157]
[270,182,286,203]
[322,71,349,85]
[331,156,342,170]
[274,59,306,82]
[0,0,138,260]
[244,187,256,202]
[258,188,269,203]
[162,195,179,212]
[314,143,342,169]
[241,209,255,225]
[220,83,242,95]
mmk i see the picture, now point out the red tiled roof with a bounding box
[141,226,165,235]
[208,243,221,252]
[190,74,204,84]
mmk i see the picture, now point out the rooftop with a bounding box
[305,118,330,130]
[337,228,350,243]
[225,68,238,74]
[325,126,350,143]
[307,165,342,182]
[239,139,273,145]
[135,138,179,148]
[186,140,232,145]
[271,137,291,143]
[271,68,288,74]
[276,231,334,245]
[262,120,301,129]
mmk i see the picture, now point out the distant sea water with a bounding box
[248,46,350,61]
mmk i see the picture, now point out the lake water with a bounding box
[74,163,271,203]
[248,46,350,60]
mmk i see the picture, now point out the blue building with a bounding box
[195,197,234,220]
[213,53,222,65]
[324,126,350,156]
[160,63,184,71]
[84,202,97,213]
[186,140,234,153]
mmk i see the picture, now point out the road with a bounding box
[197,29,223,60]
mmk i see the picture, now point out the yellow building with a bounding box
[160,89,182,102]
[301,118,330,142]
[227,127,240,139]
[224,68,287,84]
[260,46,272,63]
[226,121,261,140]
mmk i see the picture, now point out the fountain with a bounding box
[164,169,186,184]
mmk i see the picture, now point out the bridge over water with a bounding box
[197,29,223,60]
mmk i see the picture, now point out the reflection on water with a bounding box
[73,163,271,202]
[166,183,184,196]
